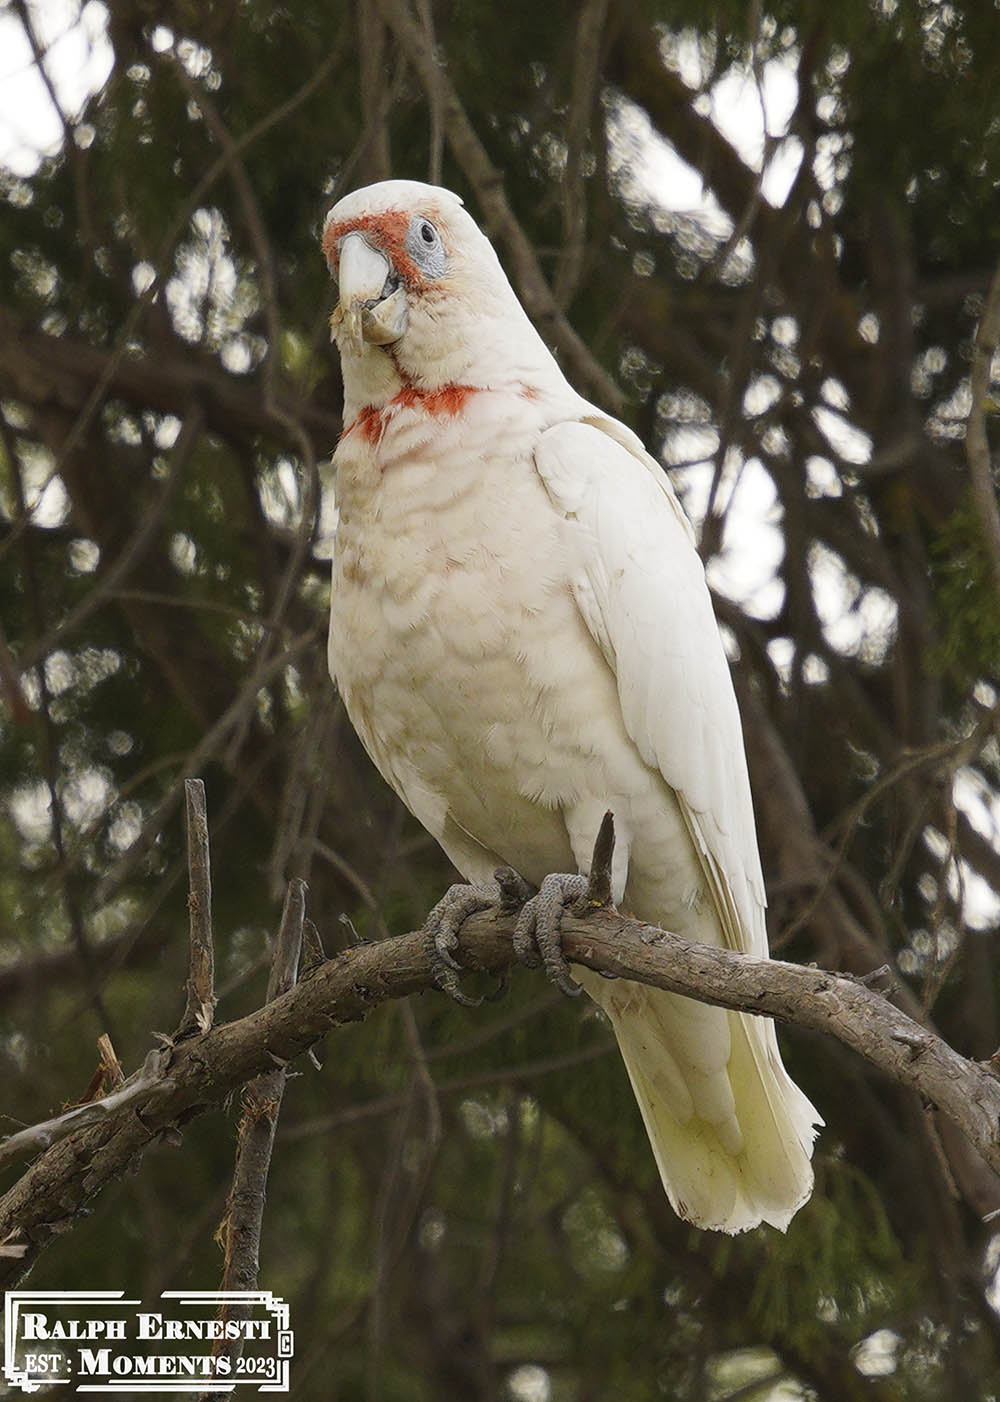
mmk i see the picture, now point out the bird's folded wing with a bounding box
[534,416,767,958]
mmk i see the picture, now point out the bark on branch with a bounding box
[3,892,1000,1288]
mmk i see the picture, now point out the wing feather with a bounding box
[534,416,766,956]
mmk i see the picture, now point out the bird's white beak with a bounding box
[333,231,409,352]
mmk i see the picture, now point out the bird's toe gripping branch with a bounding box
[512,812,618,998]
[513,874,589,996]
[423,879,509,1007]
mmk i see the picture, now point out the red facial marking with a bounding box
[323,209,424,286]
[341,383,478,446]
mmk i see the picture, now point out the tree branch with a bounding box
[0,307,341,457]
[201,879,305,1394]
[176,778,216,1039]
[4,884,1000,1288]
[966,256,1000,601]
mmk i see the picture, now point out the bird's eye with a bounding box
[405,215,447,277]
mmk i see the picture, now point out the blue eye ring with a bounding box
[405,215,447,278]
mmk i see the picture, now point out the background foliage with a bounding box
[3,0,1000,1397]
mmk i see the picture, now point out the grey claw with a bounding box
[434,962,483,1009]
[423,880,499,1006]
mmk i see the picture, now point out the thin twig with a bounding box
[97,1034,125,1090]
[415,0,444,184]
[176,779,216,1038]
[301,918,327,974]
[359,0,393,182]
[553,0,609,309]
[201,879,306,1395]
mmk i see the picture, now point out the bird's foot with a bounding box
[512,812,618,997]
[423,879,506,1008]
[425,815,617,1004]
[513,873,589,996]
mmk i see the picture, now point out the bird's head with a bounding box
[322,179,554,401]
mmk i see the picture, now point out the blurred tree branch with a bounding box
[966,258,1000,601]
[0,308,340,455]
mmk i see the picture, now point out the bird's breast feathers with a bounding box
[330,381,579,716]
[327,385,650,867]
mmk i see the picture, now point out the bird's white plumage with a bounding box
[323,179,820,1233]
[535,417,766,947]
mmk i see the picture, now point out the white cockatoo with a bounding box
[322,179,820,1233]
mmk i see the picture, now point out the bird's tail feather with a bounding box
[578,972,820,1233]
